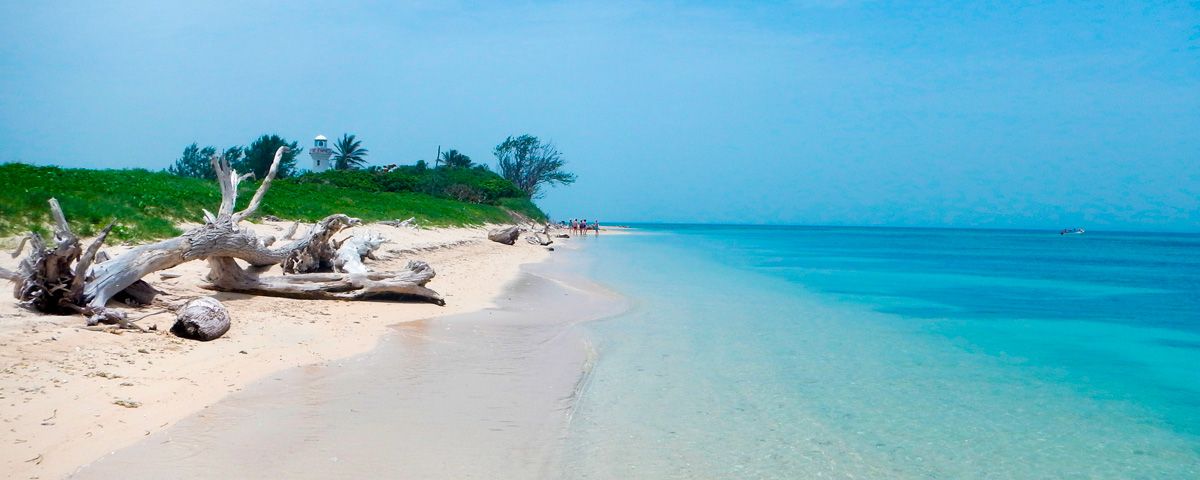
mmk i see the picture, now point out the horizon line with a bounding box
[597,221,1200,235]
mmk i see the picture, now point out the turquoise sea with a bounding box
[561,226,1200,478]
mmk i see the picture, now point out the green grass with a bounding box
[0,163,547,242]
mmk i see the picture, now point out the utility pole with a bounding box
[434,145,441,168]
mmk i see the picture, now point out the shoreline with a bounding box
[0,221,555,479]
[69,234,629,478]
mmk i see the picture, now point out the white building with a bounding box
[309,134,333,172]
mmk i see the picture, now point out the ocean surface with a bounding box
[561,225,1200,479]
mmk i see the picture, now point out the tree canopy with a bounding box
[439,149,472,168]
[167,143,217,180]
[168,144,243,180]
[493,134,575,198]
[237,135,300,179]
[333,134,369,170]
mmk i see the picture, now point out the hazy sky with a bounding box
[2,1,1198,230]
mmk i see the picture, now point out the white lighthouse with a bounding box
[309,134,333,172]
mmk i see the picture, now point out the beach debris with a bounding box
[113,399,141,408]
[379,217,417,228]
[524,223,555,246]
[261,214,283,222]
[526,231,553,246]
[0,200,113,318]
[8,234,33,258]
[281,221,301,240]
[159,272,183,279]
[116,279,163,306]
[332,230,386,275]
[488,226,521,245]
[171,297,231,341]
[1,147,446,332]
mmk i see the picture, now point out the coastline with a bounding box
[0,221,554,479]
[69,231,628,478]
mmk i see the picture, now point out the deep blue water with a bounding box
[561,225,1200,479]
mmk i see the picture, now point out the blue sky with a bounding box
[2,1,1198,230]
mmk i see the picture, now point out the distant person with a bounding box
[581,219,589,234]
[594,221,600,233]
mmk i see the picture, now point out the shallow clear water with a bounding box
[562,226,1200,479]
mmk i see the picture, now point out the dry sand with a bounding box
[0,221,550,480]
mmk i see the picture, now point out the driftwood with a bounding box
[526,232,553,246]
[281,221,300,240]
[204,257,443,304]
[379,217,416,228]
[6,200,114,317]
[172,297,231,341]
[115,280,162,306]
[488,226,520,245]
[280,214,360,274]
[4,146,445,329]
[333,230,386,274]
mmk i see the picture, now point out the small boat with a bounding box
[1059,228,1085,235]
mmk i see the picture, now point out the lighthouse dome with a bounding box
[314,134,327,141]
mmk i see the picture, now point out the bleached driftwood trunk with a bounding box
[488,226,520,245]
[5,146,445,328]
[205,257,443,304]
[333,230,386,274]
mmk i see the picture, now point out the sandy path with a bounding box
[0,221,549,480]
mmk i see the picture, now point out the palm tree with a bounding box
[439,149,472,168]
[333,134,369,170]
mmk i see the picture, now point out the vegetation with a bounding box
[0,163,546,242]
[290,164,525,205]
[333,134,369,170]
[24,132,570,242]
[494,134,576,197]
[236,135,300,179]
[439,149,472,168]
[167,144,241,180]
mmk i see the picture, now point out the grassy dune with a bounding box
[0,163,546,242]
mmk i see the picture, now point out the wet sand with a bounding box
[72,244,627,479]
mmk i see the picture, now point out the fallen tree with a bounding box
[3,147,444,329]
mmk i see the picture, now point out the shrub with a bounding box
[285,164,527,204]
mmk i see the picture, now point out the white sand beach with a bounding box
[0,221,552,479]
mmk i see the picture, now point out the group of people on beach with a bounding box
[565,218,600,235]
